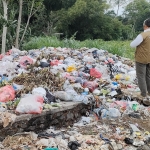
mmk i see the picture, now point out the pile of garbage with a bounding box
[0,46,150,149]
[0,119,150,150]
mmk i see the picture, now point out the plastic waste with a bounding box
[44,88,56,103]
[83,81,98,92]
[44,148,58,150]
[128,112,141,119]
[32,87,46,97]
[99,134,110,143]
[19,56,33,68]
[68,141,81,150]
[101,108,121,119]
[83,55,96,63]
[0,75,8,83]
[40,62,50,68]
[110,101,128,111]
[124,138,133,144]
[16,94,44,114]
[78,71,90,79]
[50,60,62,66]
[0,85,15,102]
[129,124,140,132]
[66,65,76,72]
[128,101,140,111]
[90,68,102,78]
[93,89,101,95]
[12,82,24,91]
[54,91,72,101]
[0,102,7,112]
[0,54,4,60]
[81,88,89,95]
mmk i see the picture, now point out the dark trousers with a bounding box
[136,62,150,97]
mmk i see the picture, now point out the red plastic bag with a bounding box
[19,56,33,68]
[90,68,102,78]
[83,81,98,92]
[0,54,4,60]
[16,94,44,114]
[50,60,62,66]
[110,101,128,110]
[104,58,114,64]
[0,85,15,102]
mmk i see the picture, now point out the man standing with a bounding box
[130,18,150,106]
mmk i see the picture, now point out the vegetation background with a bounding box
[0,0,150,59]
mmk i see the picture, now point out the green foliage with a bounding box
[123,0,150,35]
[55,0,133,41]
[0,0,150,52]
[23,36,134,59]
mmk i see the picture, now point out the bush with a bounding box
[23,36,135,59]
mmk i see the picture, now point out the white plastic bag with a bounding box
[101,108,121,119]
[54,91,72,101]
[13,82,24,91]
[32,87,46,97]
[16,94,44,114]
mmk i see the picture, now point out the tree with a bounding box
[123,0,150,35]
[15,0,23,48]
[43,0,76,35]
[1,0,8,53]
[20,0,43,45]
[56,0,116,40]
[108,0,132,16]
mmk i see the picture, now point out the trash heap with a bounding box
[0,47,149,149]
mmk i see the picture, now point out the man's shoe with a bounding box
[143,98,150,106]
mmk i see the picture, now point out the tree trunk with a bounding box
[15,0,23,48]
[2,0,8,54]
[15,0,23,49]
[116,0,120,16]
[20,0,34,44]
[47,21,50,35]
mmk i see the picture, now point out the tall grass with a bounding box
[23,36,135,59]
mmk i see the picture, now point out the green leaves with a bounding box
[124,0,150,32]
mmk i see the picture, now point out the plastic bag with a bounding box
[2,55,13,61]
[66,65,76,72]
[78,71,90,79]
[64,57,76,65]
[54,91,72,101]
[110,101,128,111]
[12,82,24,91]
[16,94,44,114]
[50,60,62,66]
[101,108,121,119]
[83,81,98,92]
[0,85,15,102]
[83,55,96,63]
[0,75,8,83]
[19,56,33,68]
[64,74,76,82]
[0,54,4,60]
[32,87,46,97]
[90,68,102,78]
[63,80,74,91]
[95,65,109,79]
[72,95,89,104]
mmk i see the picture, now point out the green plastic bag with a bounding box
[44,148,58,150]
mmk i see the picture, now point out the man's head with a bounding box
[143,18,150,30]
